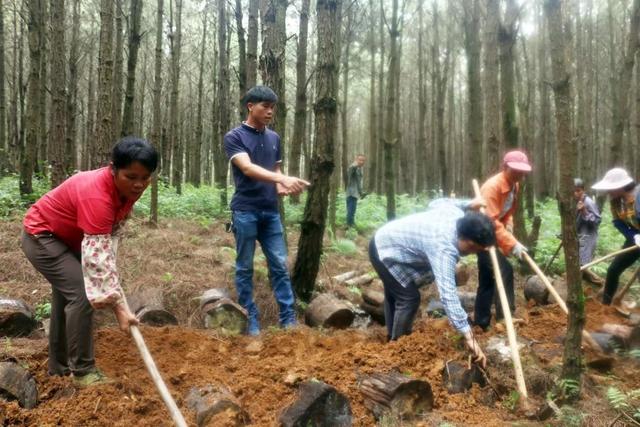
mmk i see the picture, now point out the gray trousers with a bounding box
[21,231,95,376]
[368,238,421,340]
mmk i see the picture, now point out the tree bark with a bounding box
[234,0,247,122]
[149,0,163,226]
[65,0,80,173]
[127,287,178,327]
[359,372,433,419]
[279,381,352,427]
[367,0,378,193]
[464,0,483,185]
[186,384,250,427]
[112,0,125,142]
[288,0,311,204]
[304,293,354,329]
[0,298,36,337]
[545,0,584,398]
[499,0,519,150]
[94,0,115,167]
[291,0,342,302]
[214,0,229,208]
[122,0,143,137]
[190,12,207,187]
[19,0,43,195]
[169,0,183,193]
[48,0,66,188]
[246,0,259,89]
[383,0,400,219]
[0,361,38,409]
[483,0,500,176]
[610,0,640,167]
[0,0,7,174]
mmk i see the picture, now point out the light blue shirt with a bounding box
[374,198,471,333]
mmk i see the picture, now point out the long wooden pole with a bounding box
[124,302,188,427]
[522,252,604,353]
[580,246,639,271]
[472,179,528,399]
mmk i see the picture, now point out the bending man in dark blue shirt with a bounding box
[224,86,310,335]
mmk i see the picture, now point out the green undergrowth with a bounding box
[1,175,635,283]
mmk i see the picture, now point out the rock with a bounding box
[244,340,263,354]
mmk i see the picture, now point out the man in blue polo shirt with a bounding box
[224,86,310,336]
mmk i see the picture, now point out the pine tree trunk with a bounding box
[20,0,42,195]
[499,0,519,150]
[48,0,66,188]
[416,1,426,192]
[112,0,124,143]
[37,0,47,174]
[149,0,163,226]
[84,42,96,170]
[234,0,246,122]
[376,0,385,194]
[191,13,206,187]
[292,0,341,302]
[289,0,310,204]
[483,0,500,176]
[545,0,584,397]
[340,9,354,188]
[214,0,229,208]
[95,0,115,167]
[246,0,258,89]
[65,0,80,173]
[610,0,640,167]
[0,0,7,175]
[367,0,377,193]
[169,0,183,194]
[122,0,143,137]
[464,0,483,185]
[383,0,399,220]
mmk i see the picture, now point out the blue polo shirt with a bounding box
[224,123,282,212]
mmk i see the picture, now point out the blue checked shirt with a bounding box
[374,199,471,334]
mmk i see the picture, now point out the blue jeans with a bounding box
[346,196,358,226]
[232,210,296,333]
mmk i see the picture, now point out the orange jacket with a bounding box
[480,171,519,255]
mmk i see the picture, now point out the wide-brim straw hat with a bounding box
[591,168,634,191]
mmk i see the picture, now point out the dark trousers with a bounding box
[368,238,420,340]
[346,196,358,227]
[603,242,640,305]
[474,250,515,329]
[21,231,95,376]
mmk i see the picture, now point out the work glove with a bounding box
[511,242,528,260]
[634,234,640,248]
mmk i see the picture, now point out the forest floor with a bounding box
[1,215,640,426]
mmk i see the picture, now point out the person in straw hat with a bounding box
[591,168,640,305]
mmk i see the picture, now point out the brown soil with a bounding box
[1,217,639,426]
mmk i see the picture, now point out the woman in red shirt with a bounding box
[21,137,158,387]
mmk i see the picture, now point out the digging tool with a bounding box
[472,179,528,400]
[543,240,563,275]
[522,252,607,354]
[122,298,188,427]
[611,265,640,317]
[580,246,639,271]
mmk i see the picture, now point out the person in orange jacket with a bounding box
[474,150,532,331]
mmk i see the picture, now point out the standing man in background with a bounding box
[346,154,366,228]
[574,178,604,285]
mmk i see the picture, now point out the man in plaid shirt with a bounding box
[369,198,495,367]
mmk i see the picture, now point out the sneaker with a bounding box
[247,317,260,336]
[73,369,113,387]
